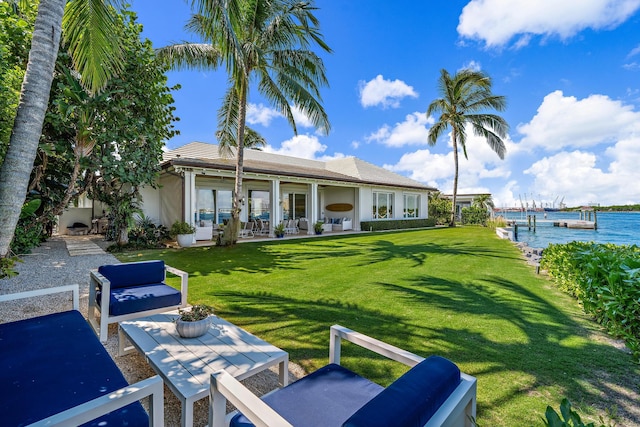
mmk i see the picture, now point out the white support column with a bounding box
[183,170,197,243]
[270,179,281,237]
[309,183,318,234]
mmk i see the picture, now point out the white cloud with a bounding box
[523,139,640,206]
[264,134,325,159]
[384,125,513,192]
[460,60,482,72]
[517,90,640,151]
[458,0,640,48]
[246,103,316,129]
[290,105,314,129]
[366,112,434,147]
[263,134,346,161]
[627,44,640,58]
[359,75,418,108]
[246,103,281,126]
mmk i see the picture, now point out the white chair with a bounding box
[209,325,477,427]
[284,219,298,234]
[239,221,255,238]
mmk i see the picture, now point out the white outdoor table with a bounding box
[119,313,289,427]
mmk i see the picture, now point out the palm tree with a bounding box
[0,0,124,258]
[427,69,508,227]
[158,0,331,244]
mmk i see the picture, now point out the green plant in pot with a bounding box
[313,221,324,235]
[175,305,214,338]
[274,222,286,238]
[170,221,196,248]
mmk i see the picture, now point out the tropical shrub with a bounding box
[360,218,436,232]
[10,199,44,255]
[544,398,615,427]
[461,206,489,225]
[541,242,640,360]
[127,216,169,248]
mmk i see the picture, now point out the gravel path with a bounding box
[0,235,300,427]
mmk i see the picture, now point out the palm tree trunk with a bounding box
[224,80,248,245]
[0,0,65,257]
[450,128,459,227]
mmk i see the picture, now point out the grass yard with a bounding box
[116,227,640,426]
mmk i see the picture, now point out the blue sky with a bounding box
[130,0,640,208]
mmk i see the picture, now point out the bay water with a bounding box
[497,211,640,248]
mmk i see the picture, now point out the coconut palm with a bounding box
[0,0,124,258]
[157,0,331,244]
[427,69,508,227]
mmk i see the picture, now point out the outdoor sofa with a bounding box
[0,284,163,426]
[89,259,188,342]
[324,217,353,232]
[209,325,477,427]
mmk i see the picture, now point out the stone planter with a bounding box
[176,233,194,248]
[175,316,211,338]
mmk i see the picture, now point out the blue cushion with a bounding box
[98,283,182,316]
[98,260,165,289]
[231,363,384,427]
[342,356,461,427]
[0,310,149,426]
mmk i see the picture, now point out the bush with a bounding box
[461,206,489,226]
[544,398,615,427]
[170,220,195,237]
[129,216,169,247]
[360,218,436,232]
[10,199,45,255]
[541,242,640,360]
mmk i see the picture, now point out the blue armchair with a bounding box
[89,260,188,342]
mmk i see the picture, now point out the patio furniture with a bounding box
[89,260,189,342]
[327,217,353,231]
[284,219,299,234]
[255,218,269,235]
[0,285,164,426]
[119,312,289,427]
[209,325,477,427]
[240,221,255,238]
[196,220,214,240]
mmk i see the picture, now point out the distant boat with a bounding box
[544,207,560,212]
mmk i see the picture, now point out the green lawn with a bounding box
[116,227,640,425]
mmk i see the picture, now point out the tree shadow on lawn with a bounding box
[149,233,522,279]
[377,275,640,424]
[204,289,419,379]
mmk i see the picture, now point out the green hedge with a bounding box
[461,206,489,225]
[360,218,436,232]
[541,241,640,360]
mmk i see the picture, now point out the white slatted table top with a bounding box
[119,313,289,402]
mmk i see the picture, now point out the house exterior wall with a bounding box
[138,185,161,224]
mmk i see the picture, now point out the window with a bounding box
[282,192,306,219]
[372,192,393,219]
[404,194,419,218]
[216,190,233,224]
[249,190,270,221]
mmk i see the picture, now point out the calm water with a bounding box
[497,211,640,248]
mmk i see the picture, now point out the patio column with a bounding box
[309,183,318,234]
[271,179,281,237]
[183,170,197,244]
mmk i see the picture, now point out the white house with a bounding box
[138,142,435,238]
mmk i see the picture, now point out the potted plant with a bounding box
[274,222,286,238]
[175,305,214,338]
[170,221,196,248]
[313,221,324,235]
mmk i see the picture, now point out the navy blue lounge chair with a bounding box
[209,325,477,427]
[0,285,163,426]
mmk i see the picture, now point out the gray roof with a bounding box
[162,141,435,191]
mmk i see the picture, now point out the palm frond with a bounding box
[62,0,125,94]
[155,43,222,70]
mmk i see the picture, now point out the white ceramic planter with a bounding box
[176,233,194,248]
[175,316,211,338]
